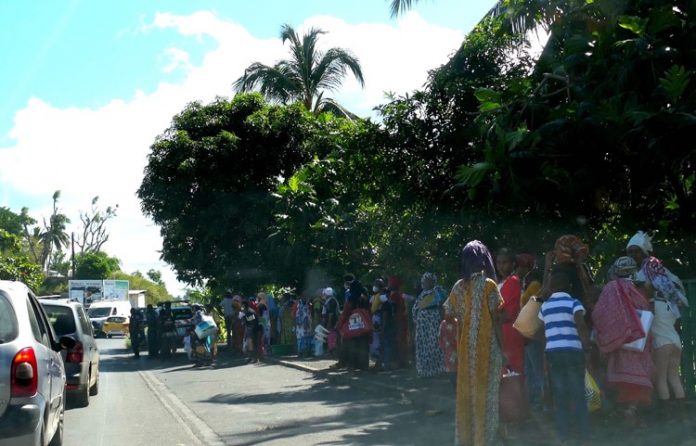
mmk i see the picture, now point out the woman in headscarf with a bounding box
[626,231,689,310]
[278,293,296,348]
[388,276,410,369]
[497,252,532,375]
[626,231,687,415]
[295,295,313,357]
[592,256,653,424]
[230,295,245,356]
[412,272,446,378]
[444,241,503,446]
[369,278,388,366]
[517,254,545,409]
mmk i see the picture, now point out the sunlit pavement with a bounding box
[63,338,453,446]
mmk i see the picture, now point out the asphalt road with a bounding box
[63,338,454,446]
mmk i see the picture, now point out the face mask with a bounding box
[372,286,379,293]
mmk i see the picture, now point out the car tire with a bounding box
[107,334,112,339]
[89,369,99,396]
[74,384,90,408]
[48,395,65,446]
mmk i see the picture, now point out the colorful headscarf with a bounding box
[554,235,589,264]
[611,256,638,279]
[461,240,497,282]
[420,272,437,291]
[416,272,446,310]
[627,231,653,256]
[388,276,402,290]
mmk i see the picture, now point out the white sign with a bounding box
[68,280,103,306]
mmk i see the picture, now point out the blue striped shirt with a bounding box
[538,292,585,352]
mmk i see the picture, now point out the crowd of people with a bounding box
[129,230,690,445]
[430,232,687,446]
[230,231,690,445]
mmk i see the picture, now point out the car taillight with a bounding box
[11,347,38,398]
[66,341,84,363]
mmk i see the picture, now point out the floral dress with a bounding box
[412,285,446,377]
[444,274,503,446]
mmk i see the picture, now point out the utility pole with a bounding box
[71,232,76,279]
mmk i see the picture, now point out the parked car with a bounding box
[40,300,100,408]
[87,301,131,337]
[0,280,76,446]
[102,316,129,338]
[157,301,194,354]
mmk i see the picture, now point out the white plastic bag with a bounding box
[183,335,193,359]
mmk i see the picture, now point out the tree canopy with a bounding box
[141,1,696,294]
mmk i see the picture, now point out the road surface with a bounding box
[63,338,453,446]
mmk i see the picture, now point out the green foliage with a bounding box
[659,65,691,104]
[146,269,164,286]
[138,94,319,289]
[74,251,121,279]
[142,0,696,295]
[0,207,24,237]
[0,254,44,291]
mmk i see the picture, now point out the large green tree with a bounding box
[234,24,365,118]
[138,93,320,289]
[74,251,120,279]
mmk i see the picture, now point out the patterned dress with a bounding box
[295,300,313,355]
[412,286,446,377]
[444,274,503,446]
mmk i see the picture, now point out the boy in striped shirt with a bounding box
[538,263,591,445]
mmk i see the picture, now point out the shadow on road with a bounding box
[204,374,450,446]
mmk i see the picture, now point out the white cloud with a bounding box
[0,11,464,295]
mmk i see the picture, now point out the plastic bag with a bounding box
[183,335,193,360]
[585,370,602,412]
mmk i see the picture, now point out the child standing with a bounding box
[538,263,591,445]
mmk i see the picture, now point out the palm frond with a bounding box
[234,62,301,103]
[312,48,365,93]
[315,97,360,120]
[390,0,420,18]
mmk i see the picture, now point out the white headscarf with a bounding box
[627,230,653,255]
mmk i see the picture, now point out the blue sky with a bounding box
[0,0,493,147]
[0,0,495,293]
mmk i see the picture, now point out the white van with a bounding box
[87,301,132,337]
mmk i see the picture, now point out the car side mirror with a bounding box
[59,335,76,350]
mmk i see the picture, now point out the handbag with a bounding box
[499,368,528,422]
[513,298,542,338]
[339,308,373,339]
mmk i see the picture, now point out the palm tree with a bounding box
[389,0,566,34]
[234,24,365,118]
[39,191,71,272]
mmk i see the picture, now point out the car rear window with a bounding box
[42,304,77,336]
[88,307,112,318]
[0,293,18,343]
[172,308,193,320]
[106,316,127,323]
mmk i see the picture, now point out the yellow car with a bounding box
[102,315,129,338]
